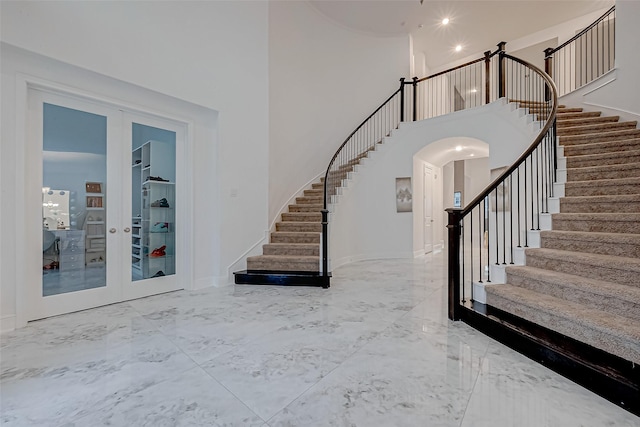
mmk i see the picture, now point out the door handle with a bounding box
[124,227,131,233]
[109,228,117,234]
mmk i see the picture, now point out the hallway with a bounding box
[1,254,636,426]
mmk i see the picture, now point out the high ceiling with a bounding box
[308,0,613,70]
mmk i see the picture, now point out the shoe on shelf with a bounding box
[148,176,169,182]
[151,222,169,233]
[151,270,165,277]
[150,198,170,208]
[149,245,166,258]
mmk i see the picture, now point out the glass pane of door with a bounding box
[42,103,107,296]
[131,124,176,281]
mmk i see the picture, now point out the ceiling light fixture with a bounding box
[455,45,462,52]
[442,18,450,25]
[455,145,462,152]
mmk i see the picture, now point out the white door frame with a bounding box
[15,75,194,327]
[423,163,434,254]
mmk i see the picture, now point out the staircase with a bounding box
[485,107,640,365]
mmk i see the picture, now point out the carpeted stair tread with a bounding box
[564,176,640,196]
[263,243,319,256]
[281,212,322,222]
[486,284,640,364]
[524,248,640,288]
[557,107,585,113]
[296,196,323,204]
[276,221,322,232]
[270,232,320,244]
[247,255,319,272]
[557,121,637,136]
[566,161,640,181]
[559,193,640,213]
[540,230,640,258]
[555,111,602,121]
[560,128,640,145]
[505,265,640,322]
[565,148,640,168]
[289,204,323,212]
[556,116,619,128]
[562,137,640,157]
[552,212,640,233]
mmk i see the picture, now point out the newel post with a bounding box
[446,208,463,320]
[321,208,330,288]
[399,77,406,122]
[484,50,491,104]
[497,41,507,99]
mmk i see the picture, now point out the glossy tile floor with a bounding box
[1,253,637,426]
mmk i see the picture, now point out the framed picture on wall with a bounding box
[396,177,412,213]
[86,196,103,208]
[85,182,102,193]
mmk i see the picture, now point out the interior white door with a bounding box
[27,89,122,320]
[424,164,433,254]
[26,90,186,321]
[120,112,185,301]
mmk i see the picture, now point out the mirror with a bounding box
[42,188,70,230]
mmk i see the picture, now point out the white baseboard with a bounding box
[330,251,415,270]
[1,315,16,333]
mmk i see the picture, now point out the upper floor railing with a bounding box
[321,41,515,278]
[545,6,615,97]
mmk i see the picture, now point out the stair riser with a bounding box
[556,117,619,128]
[567,168,640,181]
[486,291,640,364]
[247,259,319,272]
[276,223,322,232]
[564,183,640,197]
[270,233,320,244]
[560,200,640,214]
[525,254,639,288]
[505,272,640,322]
[557,122,637,136]
[555,112,602,121]
[540,237,640,258]
[566,153,640,168]
[295,197,323,205]
[560,130,640,145]
[552,217,640,234]
[263,246,319,256]
[288,205,323,212]
[281,213,322,222]
[563,139,640,157]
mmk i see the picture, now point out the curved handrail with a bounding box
[462,54,558,216]
[415,48,501,83]
[545,6,615,58]
[322,86,402,210]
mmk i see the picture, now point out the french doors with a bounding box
[26,89,185,321]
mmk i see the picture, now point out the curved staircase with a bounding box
[485,107,640,366]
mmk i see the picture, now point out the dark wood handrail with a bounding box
[322,86,402,209]
[461,53,558,217]
[545,6,615,58]
[411,47,502,84]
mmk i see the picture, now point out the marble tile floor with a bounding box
[1,253,637,426]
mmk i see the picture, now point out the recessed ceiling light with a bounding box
[455,45,462,52]
[470,153,475,157]
[455,145,462,152]
[442,18,450,25]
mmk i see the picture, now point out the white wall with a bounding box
[329,101,537,268]
[1,1,269,329]
[561,1,640,119]
[268,1,410,224]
